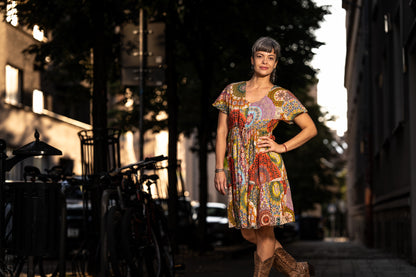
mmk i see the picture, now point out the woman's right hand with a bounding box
[214,172,227,195]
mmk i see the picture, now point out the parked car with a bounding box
[61,176,91,254]
[191,201,242,245]
[275,221,299,243]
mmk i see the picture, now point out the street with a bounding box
[176,238,416,277]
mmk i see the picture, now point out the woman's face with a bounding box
[251,50,278,78]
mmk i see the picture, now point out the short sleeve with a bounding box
[212,86,230,114]
[280,90,307,124]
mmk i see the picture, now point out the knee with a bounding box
[255,227,275,242]
[241,229,256,243]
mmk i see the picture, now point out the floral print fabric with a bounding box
[212,81,307,229]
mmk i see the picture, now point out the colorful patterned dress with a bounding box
[212,81,307,229]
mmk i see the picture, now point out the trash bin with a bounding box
[78,128,121,179]
[10,182,61,256]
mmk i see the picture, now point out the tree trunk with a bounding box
[197,59,212,251]
[166,0,178,249]
[91,1,109,275]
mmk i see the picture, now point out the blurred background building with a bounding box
[0,9,226,204]
[343,0,416,263]
[0,9,91,178]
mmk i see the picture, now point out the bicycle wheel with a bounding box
[121,207,161,277]
[107,206,128,276]
[153,207,175,277]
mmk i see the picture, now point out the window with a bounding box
[32,89,44,114]
[5,64,22,105]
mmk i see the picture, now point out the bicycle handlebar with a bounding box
[109,155,168,176]
[144,155,167,163]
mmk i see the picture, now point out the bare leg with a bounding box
[241,229,256,244]
[254,226,276,261]
[241,228,283,249]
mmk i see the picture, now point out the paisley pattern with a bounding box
[213,81,307,229]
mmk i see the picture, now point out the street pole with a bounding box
[0,140,6,260]
[138,8,145,161]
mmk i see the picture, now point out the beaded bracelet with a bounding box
[215,168,225,173]
[282,143,288,153]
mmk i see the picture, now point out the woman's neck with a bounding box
[247,76,273,89]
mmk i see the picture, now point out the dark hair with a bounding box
[251,37,281,58]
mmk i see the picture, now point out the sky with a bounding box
[311,0,348,137]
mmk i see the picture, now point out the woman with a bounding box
[212,37,317,277]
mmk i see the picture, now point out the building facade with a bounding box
[0,11,93,178]
[343,0,416,263]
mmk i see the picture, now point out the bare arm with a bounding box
[214,111,228,195]
[258,112,317,153]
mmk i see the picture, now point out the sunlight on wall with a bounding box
[124,131,138,164]
[153,130,169,198]
[177,133,189,197]
[154,130,168,156]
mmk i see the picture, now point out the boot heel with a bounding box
[274,248,314,277]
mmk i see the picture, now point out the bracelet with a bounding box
[215,168,225,173]
[282,143,288,153]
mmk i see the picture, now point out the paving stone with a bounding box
[177,238,416,277]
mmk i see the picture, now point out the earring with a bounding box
[271,68,276,83]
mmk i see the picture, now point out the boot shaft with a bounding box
[253,251,274,277]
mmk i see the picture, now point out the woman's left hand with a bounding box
[257,136,286,153]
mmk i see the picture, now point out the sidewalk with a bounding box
[175,238,416,276]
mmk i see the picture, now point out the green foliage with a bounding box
[107,85,168,133]
[274,104,346,212]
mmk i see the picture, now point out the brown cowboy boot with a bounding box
[273,248,314,277]
[254,251,274,277]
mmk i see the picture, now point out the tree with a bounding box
[170,0,333,244]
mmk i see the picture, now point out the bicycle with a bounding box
[103,155,175,277]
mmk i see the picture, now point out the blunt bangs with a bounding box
[252,37,281,58]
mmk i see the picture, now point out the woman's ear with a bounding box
[251,56,254,65]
